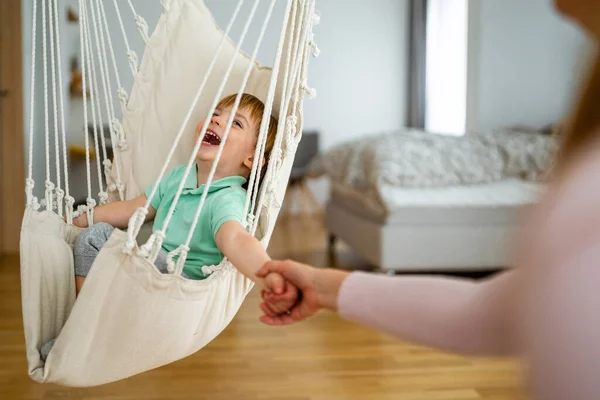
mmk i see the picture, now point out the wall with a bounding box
[302,0,409,149]
[466,0,593,132]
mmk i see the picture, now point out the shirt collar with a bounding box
[182,164,247,194]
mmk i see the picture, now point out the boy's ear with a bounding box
[243,156,266,170]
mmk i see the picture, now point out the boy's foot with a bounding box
[40,339,56,361]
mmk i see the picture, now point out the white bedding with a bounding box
[309,129,558,192]
[331,178,544,222]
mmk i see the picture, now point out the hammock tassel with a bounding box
[55,188,65,217]
[124,207,148,254]
[301,80,317,99]
[25,178,40,210]
[118,88,129,108]
[44,181,56,212]
[65,195,75,224]
[127,50,139,74]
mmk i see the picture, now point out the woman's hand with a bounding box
[255,260,350,325]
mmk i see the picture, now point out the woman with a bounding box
[257,1,600,398]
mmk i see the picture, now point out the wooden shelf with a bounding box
[69,145,96,160]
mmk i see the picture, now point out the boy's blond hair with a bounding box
[216,93,278,183]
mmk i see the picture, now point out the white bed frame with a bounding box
[325,201,526,273]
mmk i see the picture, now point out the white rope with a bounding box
[313,10,321,26]
[94,0,125,200]
[160,0,171,14]
[91,0,124,201]
[86,1,110,198]
[126,0,149,42]
[248,0,301,231]
[285,19,316,157]
[26,0,38,209]
[284,114,299,155]
[53,0,73,222]
[285,3,316,157]
[135,16,150,43]
[42,0,55,212]
[292,0,316,109]
[168,245,190,275]
[118,88,129,108]
[285,74,307,160]
[132,0,247,256]
[245,120,268,229]
[286,0,309,107]
[298,15,317,106]
[252,0,314,234]
[82,0,107,205]
[112,0,138,75]
[251,3,309,230]
[308,32,321,58]
[79,0,94,226]
[48,0,63,216]
[98,1,129,151]
[288,0,318,156]
[123,207,148,255]
[98,0,128,111]
[244,0,295,229]
[111,119,127,150]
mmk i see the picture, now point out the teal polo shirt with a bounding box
[144,164,247,279]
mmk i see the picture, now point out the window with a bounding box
[424,0,469,135]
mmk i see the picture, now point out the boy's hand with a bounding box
[72,214,88,228]
[65,213,88,228]
[261,272,299,316]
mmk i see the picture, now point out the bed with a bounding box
[309,128,557,272]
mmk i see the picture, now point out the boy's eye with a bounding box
[233,120,242,128]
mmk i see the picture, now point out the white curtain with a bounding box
[425,0,468,136]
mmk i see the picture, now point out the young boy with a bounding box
[41,94,296,360]
[74,93,295,301]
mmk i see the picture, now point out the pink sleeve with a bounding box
[337,270,519,356]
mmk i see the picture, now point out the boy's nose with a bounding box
[211,115,222,126]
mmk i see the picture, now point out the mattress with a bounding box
[330,178,544,225]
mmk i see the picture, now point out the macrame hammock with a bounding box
[20,0,319,387]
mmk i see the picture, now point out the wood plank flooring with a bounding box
[0,214,526,399]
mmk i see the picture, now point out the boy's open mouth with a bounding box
[202,129,222,146]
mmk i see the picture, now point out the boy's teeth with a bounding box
[203,130,221,145]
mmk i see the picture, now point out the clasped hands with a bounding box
[256,260,348,326]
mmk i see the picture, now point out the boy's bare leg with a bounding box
[75,276,86,296]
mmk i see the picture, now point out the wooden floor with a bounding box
[0,213,526,400]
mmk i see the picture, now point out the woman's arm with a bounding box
[337,270,519,356]
[72,195,156,229]
[257,261,520,357]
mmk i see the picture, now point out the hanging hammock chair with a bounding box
[20,0,319,387]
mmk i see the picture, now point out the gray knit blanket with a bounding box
[307,129,558,190]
